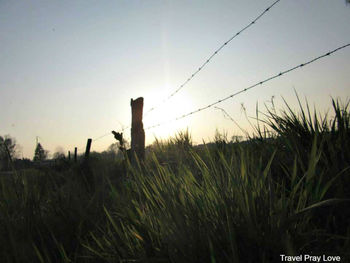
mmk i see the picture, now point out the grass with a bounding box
[0,97,350,262]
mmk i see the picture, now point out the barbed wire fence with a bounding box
[143,0,281,117]
[67,0,349,153]
[74,0,282,148]
[143,43,350,130]
[84,43,350,150]
[69,41,350,157]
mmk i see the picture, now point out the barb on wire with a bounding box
[144,43,350,130]
[144,0,281,117]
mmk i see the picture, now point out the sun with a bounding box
[143,86,193,142]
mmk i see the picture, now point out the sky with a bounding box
[1,0,350,159]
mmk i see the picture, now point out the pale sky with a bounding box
[1,0,349,159]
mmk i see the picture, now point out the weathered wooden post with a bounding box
[131,97,145,161]
[74,147,77,163]
[85,138,92,160]
[81,138,94,191]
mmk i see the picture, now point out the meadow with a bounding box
[0,97,349,263]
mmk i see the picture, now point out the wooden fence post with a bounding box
[68,151,71,161]
[85,138,92,160]
[81,138,94,192]
[131,97,145,161]
[74,147,77,163]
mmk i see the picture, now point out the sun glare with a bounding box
[143,86,193,143]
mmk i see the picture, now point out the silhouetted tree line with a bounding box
[1,135,60,171]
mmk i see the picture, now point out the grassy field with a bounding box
[0,98,349,262]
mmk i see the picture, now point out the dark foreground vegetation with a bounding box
[1,98,350,262]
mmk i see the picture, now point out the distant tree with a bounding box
[107,143,119,155]
[52,146,65,160]
[33,143,48,162]
[52,151,65,160]
[0,135,18,171]
[95,143,120,160]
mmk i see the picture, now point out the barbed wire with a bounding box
[87,127,131,149]
[74,131,112,152]
[92,132,111,142]
[144,0,281,117]
[144,43,350,130]
[90,120,131,143]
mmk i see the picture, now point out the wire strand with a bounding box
[144,43,350,130]
[92,132,112,142]
[91,124,132,143]
[144,0,281,117]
